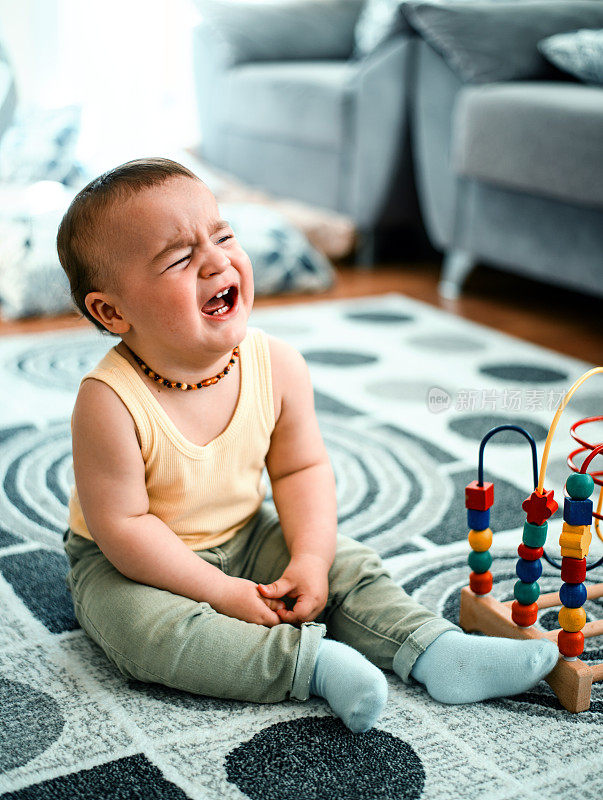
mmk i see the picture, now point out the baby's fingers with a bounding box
[261,597,286,612]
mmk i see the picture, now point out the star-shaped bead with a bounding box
[522,489,558,525]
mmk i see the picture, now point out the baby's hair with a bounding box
[56,156,200,336]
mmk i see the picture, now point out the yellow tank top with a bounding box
[67,326,275,550]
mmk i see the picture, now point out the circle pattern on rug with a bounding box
[449,415,549,442]
[0,678,65,772]
[478,363,568,383]
[224,716,425,800]
[302,350,378,367]
[344,311,415,324]
[2,336,112,391]
[407,333,486,352]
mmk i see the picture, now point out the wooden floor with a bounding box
[1,260,602,364]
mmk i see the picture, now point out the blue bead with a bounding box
[563,497,593,526]
[559,582,587,608]
[467,508,490,530]
[516,557,542,583]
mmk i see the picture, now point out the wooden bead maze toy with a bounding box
[459,367,603,712]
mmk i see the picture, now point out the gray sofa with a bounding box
[192,0,421,264]
[193,0,603,298]
[404,0,603,299]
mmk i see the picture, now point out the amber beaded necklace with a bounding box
[124,344,240,391]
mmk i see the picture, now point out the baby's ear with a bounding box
[85,293,131,334]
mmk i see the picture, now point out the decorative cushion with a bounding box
[0,104,88,186]
[538,28,603,86]
[220,202,337,296]
[0,195,336,321]
[401,0,603,83]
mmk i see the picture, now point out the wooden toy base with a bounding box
[459,584,603,712]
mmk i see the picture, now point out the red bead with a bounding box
[511,601,538,627]
[469,571,493,595]
[560,557,587,584]
[558,630,584,658]
[465,480,494,511]
[517,543,544,561]
[522,489,558,525]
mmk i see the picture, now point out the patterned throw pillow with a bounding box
[0,196,336,321]
[538,28,603,85]
[0,104,88,186]
[219,202,337,296]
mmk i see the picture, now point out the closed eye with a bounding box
[165,235,233,270]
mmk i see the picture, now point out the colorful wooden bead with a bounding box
[560,557,586,584]
[512,601,538,627]
[521,488,558,525]
[566,472,594,500]
[563,497,593,526]
[559,522,592,559]
[465,480,494,511]
[522,521,548,548]
[559,582,587,608]
[468,549,492,573]
[469,571,493,595]
[517,543,543,561]
[514,579,540,605]
[516,558,542,583]
[557,630,584,658]
[468,528,493,552]
[467,508,490,530]
[558,606,587,632]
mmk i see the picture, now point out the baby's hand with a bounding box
[211,575,286,627]
[258,554,330,626]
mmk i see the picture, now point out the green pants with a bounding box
[63,502,460,704]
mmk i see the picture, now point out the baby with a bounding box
[58,157,558,733]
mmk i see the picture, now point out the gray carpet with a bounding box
[1,293,602,799]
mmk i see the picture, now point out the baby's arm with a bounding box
[71,379,282,626]
[259,336,338,622]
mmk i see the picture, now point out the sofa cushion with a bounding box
[539,28,603,86]
[402,0,603,83]
[353,0,412,58]
[452,82,603,208]
[222,61,356,148]
[195,0,363,64]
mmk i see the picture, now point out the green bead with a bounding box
[468,549,492,574]
[514,579,540,605]
[566,472,594,500]
[523,521,548,548]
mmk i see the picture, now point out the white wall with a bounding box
[0,0,202,170]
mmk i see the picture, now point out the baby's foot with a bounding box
[401,630,559,704]
[310,639,387,733]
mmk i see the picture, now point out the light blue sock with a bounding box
[401,630,559,704]
[309,638,388,733]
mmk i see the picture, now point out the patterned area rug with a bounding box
[1,293,602,800]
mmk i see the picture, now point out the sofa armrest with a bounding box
[348,35,416,227]
[401,0,603,83]
[194,0,364,66]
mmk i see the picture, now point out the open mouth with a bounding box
[201,285,239,319]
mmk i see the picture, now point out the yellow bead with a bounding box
[558,606,587,632]
[559,522,592,559]
[468,528,493,552]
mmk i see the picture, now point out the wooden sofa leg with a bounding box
[438,249,475,299]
